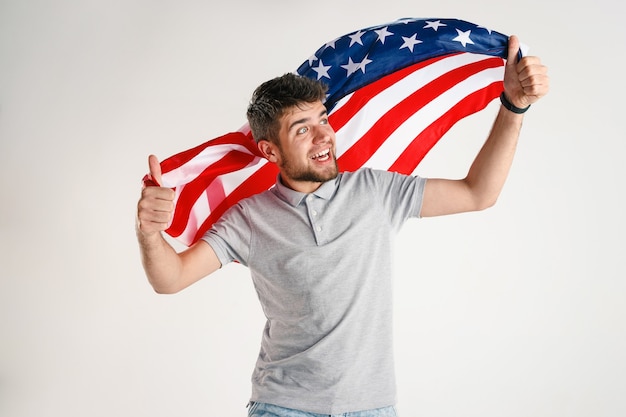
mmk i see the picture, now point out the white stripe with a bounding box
[219,157,268,195]
[364,65,504,169]
[237,123,251,135]
[327,91,353,113]
[161,143,255,188]
[175,157,268,246]
[173,182,209,244]
[333,53,496,157]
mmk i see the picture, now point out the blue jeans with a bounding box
[247,402,398,417]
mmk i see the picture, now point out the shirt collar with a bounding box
[272,174,339,207]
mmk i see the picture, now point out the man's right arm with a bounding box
[136,155,222,294]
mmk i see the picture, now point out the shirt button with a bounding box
[312,210,318,216]
[307,195,313,202]
[316,226,322,232]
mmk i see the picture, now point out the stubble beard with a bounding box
[279,154,339,184]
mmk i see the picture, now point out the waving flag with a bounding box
[150,18,514,247]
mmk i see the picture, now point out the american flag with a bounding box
[151,18,513,247]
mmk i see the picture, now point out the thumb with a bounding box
[147,154,163,187]
[506,35,521,68]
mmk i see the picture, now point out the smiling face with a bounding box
[257,100,338,193]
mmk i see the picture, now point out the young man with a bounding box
[136,35,549,416]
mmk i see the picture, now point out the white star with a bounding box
[375,26,394,44]
[349,30,365,47]
[423,20,447,31]
[341,57,360,76]
[453,29,474,47]
[324,38,338,49]
[358,55,373,74]
[477,25,493,34]
[307,54,318,66]
[341,56,373,76]
[399,34,423,52]
[312,59,331,80]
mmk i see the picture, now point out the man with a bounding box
[136,35,549,416]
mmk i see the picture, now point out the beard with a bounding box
[278,151,339,184]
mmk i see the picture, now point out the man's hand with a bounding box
[136,155,175,236]
[503,35,550,109]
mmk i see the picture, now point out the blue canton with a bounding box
[296,18,510,112]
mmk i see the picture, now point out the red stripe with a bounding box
[190,162,279,243]
[205,177,226,212]
[328,54,451,132]
[160,131,259,174]
[337,57,504,172]
[389,80,503,173]
[166,150,257,237]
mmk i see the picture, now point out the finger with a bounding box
[137,215,170,234]
[517,60,549,93]
[141,186,175,204]
[522,75,550,100]
[137,188,175,232]
[506,35,520,68]
[148,154,163,187]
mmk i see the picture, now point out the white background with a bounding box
[1,1,624,416]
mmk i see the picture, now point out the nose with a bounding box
[311,124,332,144]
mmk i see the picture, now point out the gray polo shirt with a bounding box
[203,168,426,414]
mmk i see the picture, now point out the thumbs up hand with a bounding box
[137,155,175,236]
[144,154,164,187]
[503,35,549,110]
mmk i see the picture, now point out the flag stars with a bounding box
[423,20,447,31]
[400,33,423,52]
[349,30,366,47]
[341,58,360,75]
[359,55,372,73]
[341,55,372,76]
[374,26,394,44]
[453,29,474,47]
[324,38,338,50]
[312,59,332,80]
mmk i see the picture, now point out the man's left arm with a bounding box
[420,35,549,217]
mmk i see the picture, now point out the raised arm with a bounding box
[420,35,549,217]
[136,155,221,294]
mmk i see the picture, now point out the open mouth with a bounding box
[311,149,331,161]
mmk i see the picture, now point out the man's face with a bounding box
[261,100,338,193]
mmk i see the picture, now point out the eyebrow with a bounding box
[287,109,328,133]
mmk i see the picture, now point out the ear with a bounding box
[257,139,279,163]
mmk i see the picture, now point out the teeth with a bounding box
[312,149,330,159]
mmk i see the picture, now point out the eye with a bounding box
[296,126,309,135]
[320,118,329,125]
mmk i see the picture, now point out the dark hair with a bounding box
[246,73,328,143]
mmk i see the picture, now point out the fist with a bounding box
[503,35,550,109]
[136,155,175,235]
